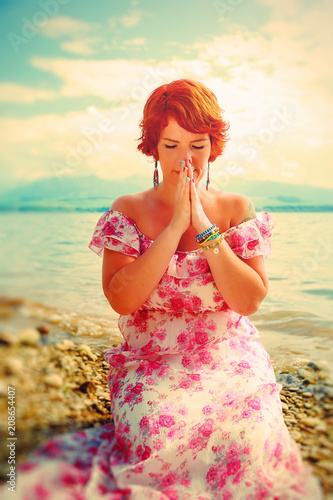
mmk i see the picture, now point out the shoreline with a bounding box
[0,297,332,496]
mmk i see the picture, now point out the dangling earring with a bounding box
[153,161,159,190]
[206,162,210,191]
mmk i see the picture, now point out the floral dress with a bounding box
[2,210,322,500]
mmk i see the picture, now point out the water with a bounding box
[1,211,333,367]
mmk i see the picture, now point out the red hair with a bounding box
[137,79,229,162]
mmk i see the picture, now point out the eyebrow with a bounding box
[162,137,209,143]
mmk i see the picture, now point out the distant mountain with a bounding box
[0,174,332,212]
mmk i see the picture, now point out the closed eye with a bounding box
[193,145,205,149]
[165,144,177,149]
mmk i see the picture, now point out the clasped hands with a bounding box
[172,159,212,235]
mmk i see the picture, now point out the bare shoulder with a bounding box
[227,192,256,227]
[110,189,153,222]
[210,189,256,228]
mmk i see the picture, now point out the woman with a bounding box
[3,79,322,499]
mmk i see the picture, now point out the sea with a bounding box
[1,211,333,374]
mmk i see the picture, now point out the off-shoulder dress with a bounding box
[3,210,322,500]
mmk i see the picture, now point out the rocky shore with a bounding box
[0,297,332,497]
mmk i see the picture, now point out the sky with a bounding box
[0,0,332,190]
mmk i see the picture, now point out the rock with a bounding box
[303,392,312,397]
[44,374,63,388]
[78,381,96,394]
[297,368,317,384]
[36,325,50,335]
[4,357,24,375]
[56,339,75,351]
[317,461,333,474]
[301,417,327,430]
[281,402,288,411]
[77,344,97,361]
[0,331,19,346]
[290,430,302,441]
[18,328,41,346]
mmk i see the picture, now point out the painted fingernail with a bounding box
[189,158,192,164]
[192,178,194,183]
[183,166,186,171]
[191,166,194,171]
[181,160,184,166]
[186,177,189,182]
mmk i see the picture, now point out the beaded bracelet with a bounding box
[201,234,225,254]
[195,225,219,244]
[200,230,220,246]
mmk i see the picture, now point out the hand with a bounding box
[169,161,191,235]
[188,161,212,233]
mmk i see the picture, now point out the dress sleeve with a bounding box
[223,211,274,259]
[88,210,140,258]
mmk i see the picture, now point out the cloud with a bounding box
[29,57,211,102]
[40,16,94,38]
[123,38,146,46]
[0,83,57,103]
[60,37,102,55]
[119,9,143,28]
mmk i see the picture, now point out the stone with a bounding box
[281,402,288,411]
[44,374,63,388]
[18,328,41,346]
[56,339,75,351]
[77,344,97,361]
[297,368,317,384]
[4,357,24,375]
[36,325,50,335]
[0,331,18,346]
[317,461,333,474]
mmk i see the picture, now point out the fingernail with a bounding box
[191,166,194,171]
[181,160,184,166]
[189,158,192,164]
[186,177,189,182]
[192,178,194,183]
[183,166,186,172]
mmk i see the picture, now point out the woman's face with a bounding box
[156,118,211,186]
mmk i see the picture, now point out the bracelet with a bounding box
[200,230,220,246]
[195,224,219,244]
[202,234,225,253]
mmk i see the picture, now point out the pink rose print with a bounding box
[227,460,241,476]
[241,409,253,419]
[199,350,213,364]
[248,397,261,410]
[198,418,214,437]
[159,415,175,428]
[195,330,208,344]
[247,239,259,251]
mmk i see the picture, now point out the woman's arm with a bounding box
[191,185,269,316]
[102,165,191,315]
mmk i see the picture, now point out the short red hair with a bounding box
[137,79,229,162]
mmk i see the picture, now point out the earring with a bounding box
[206,162,210,191]
[153,161,159,190]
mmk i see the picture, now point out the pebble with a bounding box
[18,328,41,346]
[298,368,317,384]
[56,339,75,351]
[0,331,19,346]
[36,325,50,335]
[77,344,97,361]
[4,356,24,375]
[317,461,333,474]
[281,402,288,411]
[44,374,63,388]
